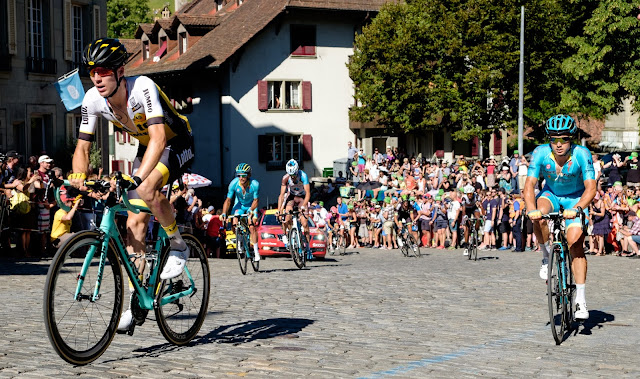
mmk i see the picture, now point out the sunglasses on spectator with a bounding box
[549,136,571,144]
[89,67,114,77]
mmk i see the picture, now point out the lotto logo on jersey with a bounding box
[177,148,194,167]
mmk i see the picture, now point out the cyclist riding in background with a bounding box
[524,114,596,320]
[277,159,311,256]
[71,38,195,332]
[221,163,260,262]
[461,184,483,254]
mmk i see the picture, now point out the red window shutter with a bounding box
[493,131,502,155]
[257,80,268,111]
[302,81,312,111]
[303,46,315,55]
[292,45,304,55]
[471,136,479,156]
[302,134,313,161]
[258,135,270,163]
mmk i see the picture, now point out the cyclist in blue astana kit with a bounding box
[70,38,195,332]
[221,163,260,262]
[277,159,311,255]
[523,114,596,320]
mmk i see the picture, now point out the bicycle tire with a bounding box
[563,242,575,330]
[250,243,260,272]
[300,233,308,267]
[43,231,123,365]
[155,233,210,345]
[471,232,478,261]
[289,228,304,269]
[338,234,347,255]
[400,236,410,257]
[236,227,248,275]
[408,233,421,257]
[548,244,566,345]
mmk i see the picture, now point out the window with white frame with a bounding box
[27,0,43,59]
[268,81,301,110]
[142,39,150,60]
[72,4,82,64]
[179,31,187,55]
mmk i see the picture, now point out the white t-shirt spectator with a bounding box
[447,200,461,221]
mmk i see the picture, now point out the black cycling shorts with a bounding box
[129,136,194,200]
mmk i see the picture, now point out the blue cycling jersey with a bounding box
[527,144,595,197]
[226,177,260,207]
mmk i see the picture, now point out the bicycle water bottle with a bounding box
[397,236,404,247]
[144,244,158,287]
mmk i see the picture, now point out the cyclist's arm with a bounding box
[134,123,166,182]
[221,197,232,217]
[523,176,538,214]
[575,179,597,211]
[250,198,259,213]
[302,183,311,208]
[277,184,287,211]
[71,139,91,176]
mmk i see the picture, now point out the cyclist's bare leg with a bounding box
[249,216,258,245]
[135,169,187,250]
[567,226,587,284]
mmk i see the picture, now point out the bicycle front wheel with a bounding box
[289,228,304,269]
[338,234,347,255]
[43,231,123,365]
[155,233,210,345]
[470,233,478,261]
[408,234,421,257]
[548,245,566,345]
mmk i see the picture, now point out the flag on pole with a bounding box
[54,69,85,111]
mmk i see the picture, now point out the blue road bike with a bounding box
[43,176,210,364]
[543,208,584,345]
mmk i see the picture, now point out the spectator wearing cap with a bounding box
[479,189,497,250]
[509,150,520,192]
[50,190,81,247]
[446,191,462,249]
[3,150,21,188]
[498,165,512,193]
[625,152,640,187]
[346,141,358,180]
[35,155,54,252]
[372,147,384,166]
[603,153,624,186]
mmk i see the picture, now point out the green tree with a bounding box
[561,0,640,119]
[107,0,152,39]
[348,0,592,140]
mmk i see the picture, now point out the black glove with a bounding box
[122,175,142,191]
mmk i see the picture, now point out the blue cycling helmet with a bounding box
[235,163,251,175]
[545,114,577,136]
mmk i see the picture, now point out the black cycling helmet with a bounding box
[82,38,129,69]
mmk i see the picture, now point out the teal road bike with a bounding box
[543,208,583,345]
[229,213,259,275]
[43,176,210,365]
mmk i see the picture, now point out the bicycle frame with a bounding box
[55,180,196,311]
[547,215,571,304]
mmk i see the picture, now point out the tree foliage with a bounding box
[107,0,152,39]
[348,0,636,139]
[561,0,640,117]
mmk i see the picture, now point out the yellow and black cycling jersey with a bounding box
[80,75,191,146]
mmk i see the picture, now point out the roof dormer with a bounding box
[154,29,169,62]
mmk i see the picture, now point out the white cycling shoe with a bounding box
[575,302,589,320]
[463,249,469,256]
[254,250,261,262]
[117,309,134,332]
[160,247,189,280]
[539,259,548,280]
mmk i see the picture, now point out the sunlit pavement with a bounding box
[2,247,640,377]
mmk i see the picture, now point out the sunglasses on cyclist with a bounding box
[549,136,571,144]
[89,67,114,77]
[237,174,248,178]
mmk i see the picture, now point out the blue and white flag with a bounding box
[54,69,85,111]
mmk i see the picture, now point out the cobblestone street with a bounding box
[2,247,640,377]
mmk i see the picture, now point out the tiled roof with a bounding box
[126,0,390,76]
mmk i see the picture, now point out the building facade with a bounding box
[0,0,108,168]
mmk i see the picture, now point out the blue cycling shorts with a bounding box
[232,203,257,218]
[537,188,589,229]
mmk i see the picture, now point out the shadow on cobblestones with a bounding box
[577,309,615,336]
[195,317,314,345]
[0,259,50,276]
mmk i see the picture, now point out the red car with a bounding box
[257,209,327,259]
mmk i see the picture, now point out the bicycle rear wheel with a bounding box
[563,244,576,329]
[43,231,123,365]
[470,232,478,261]
[289,228,304,269]
[408,234,421,257]
[155,233,210,345]
[338,233,347,255]
[236,227,248,275]
[548,244,566,345]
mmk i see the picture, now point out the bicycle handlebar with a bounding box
[54,175,140,214]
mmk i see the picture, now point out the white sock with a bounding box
[576,284,586,304]
[541,241,551,262]
[254,243,259,255]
